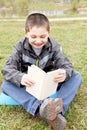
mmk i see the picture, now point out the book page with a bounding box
[26,65,46,100]
[40,70,59,100]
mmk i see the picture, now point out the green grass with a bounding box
[0,20,87,130]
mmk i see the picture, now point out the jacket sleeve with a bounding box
[52,39,73,80]
[1,41,25,87]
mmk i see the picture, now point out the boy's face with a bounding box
[25,26,50,48]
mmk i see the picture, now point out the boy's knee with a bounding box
[1,80,7,93]
[1,80,12,93]
[72,70,82,85]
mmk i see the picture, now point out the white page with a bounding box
[40,70,59,100]
[26,65,46,100]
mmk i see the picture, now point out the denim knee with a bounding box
[73,70,82,87]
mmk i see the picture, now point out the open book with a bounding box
[26,65,59,100]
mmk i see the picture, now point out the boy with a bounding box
[1,13,82,130]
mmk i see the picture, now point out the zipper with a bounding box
[36,59,39,66]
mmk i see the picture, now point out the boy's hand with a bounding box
[54,69,66,83]
[21,74,35,87]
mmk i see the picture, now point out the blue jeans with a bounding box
[1,70,82,116]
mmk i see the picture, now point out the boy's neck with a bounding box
[32,46,42,56]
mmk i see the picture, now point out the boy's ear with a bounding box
[24,30,28,37]
[48,30,50,34]
[48,30,50,36]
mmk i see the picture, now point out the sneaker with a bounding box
[40,98,62,120]
[48,114,67,130]
[39,98,66,130]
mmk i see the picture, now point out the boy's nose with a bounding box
[35,38,41,43]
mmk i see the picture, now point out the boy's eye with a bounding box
[31,36,36,38]
[40,35,46,38]
[30,34,47,39]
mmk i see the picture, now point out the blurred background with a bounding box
[0,1,87,130]
[0,0,87,18]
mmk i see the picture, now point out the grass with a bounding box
[0,20,87,130]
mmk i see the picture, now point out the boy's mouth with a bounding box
[34,43,44,47]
